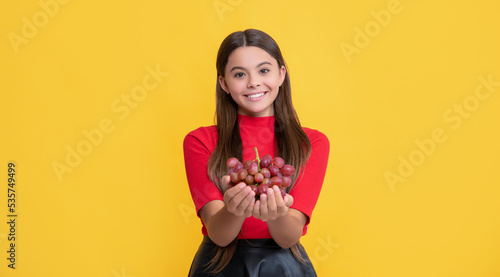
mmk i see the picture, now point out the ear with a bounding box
[218,75,230,94]
[279,65,287,87]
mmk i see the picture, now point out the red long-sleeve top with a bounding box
[183,114,329,239]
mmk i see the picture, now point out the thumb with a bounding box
[284,194,294,207]
[222,175,231,189]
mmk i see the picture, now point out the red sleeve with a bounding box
[289,129,330,229]
[183,127,223,216]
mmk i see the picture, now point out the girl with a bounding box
[184,29,329,276]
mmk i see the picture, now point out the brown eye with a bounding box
[260,68,269,74]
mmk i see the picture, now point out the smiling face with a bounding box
[218,46,286,117]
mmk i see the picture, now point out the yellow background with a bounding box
[1,0,499,276]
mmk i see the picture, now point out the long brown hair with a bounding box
[205,29,312,274]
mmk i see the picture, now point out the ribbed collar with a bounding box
[237,114,275,127]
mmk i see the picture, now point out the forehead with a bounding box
[226,46,277,68]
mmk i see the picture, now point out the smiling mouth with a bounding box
[245,92,267,99]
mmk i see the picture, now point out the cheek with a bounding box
[267,76,282,90]
[228,81,246,93]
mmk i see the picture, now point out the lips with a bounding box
[245,91,267,100]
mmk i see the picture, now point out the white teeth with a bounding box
[247,92,265,99]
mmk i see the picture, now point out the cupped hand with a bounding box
[222,175,255,217]
[252,186,293,222]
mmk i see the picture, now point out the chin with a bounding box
[242,109,274,117]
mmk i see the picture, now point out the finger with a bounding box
[224,183,245,202]
[237,188,255,212]
[243,194,255,217]
[233,186,252,206]
[226,185,251,214]
[259,193,268,220]
[284,194,294,207]
[274,187,288,216]
[274,186,285,207]
[221,175,231,189]
[253,200,261,219]
[266,187,278,215]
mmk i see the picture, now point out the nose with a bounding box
[247,74,261,88]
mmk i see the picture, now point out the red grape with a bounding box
[230,172,240,183]
[282,176,292,187]
[261,178,271,187]
[268,165,279,176]
[248,162,259,175]
[260,155,273,168]
[249,185,259,194]
[245,175,254,185]
[279,187,286,198]
[258,183,269,195]
[271,176,283,186]
[238,169,248,181]
[227,157,239,168]
[273,157,285,168]
[260,168,271,178]
[281,165,295,176]
[243,160,253,170]
[234,162,244,172]
[254,173,264,183]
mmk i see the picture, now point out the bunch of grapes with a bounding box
[226,147,295,199]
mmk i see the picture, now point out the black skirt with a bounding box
[188,236,317,277]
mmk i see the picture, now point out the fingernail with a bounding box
[238,183,245,189]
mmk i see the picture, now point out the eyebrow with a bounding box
[229,61,273,72]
